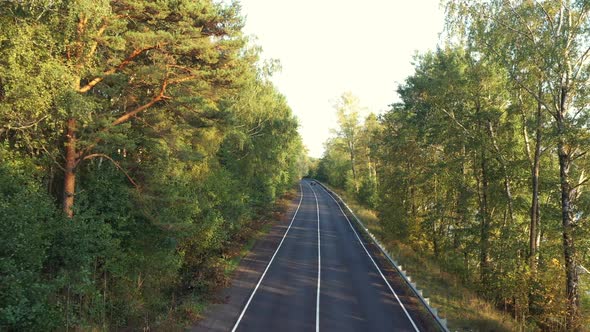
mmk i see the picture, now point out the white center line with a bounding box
[317,184,420,332]
[231,183,305,332]
[307,181,321,332]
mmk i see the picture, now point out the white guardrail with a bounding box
[315,180,450,332]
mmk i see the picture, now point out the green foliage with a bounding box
[357,176,378,209]
[0,0,304,330]
[0,147,60,330]
[319,4,590,326]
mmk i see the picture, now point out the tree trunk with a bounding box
[558,137,579,330]
[527,94,543,317]
[349,147,358,191]
[475,101,490,288]
[529,96,542,273]
[366,149,377,183]
[454,144,467,251]
[486,120,515,224]
[63,118,78,218]
[479,149,490,287]
[555,82,580,329]
[433,174,439,258]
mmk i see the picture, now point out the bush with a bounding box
[356,177,378,209]
[0,149,61,330]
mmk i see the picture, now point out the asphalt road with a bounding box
[231,179,431,332]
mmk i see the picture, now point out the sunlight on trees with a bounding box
[0,1,306,329]
[316,1,590,329]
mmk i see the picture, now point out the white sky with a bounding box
[239,0,446,158]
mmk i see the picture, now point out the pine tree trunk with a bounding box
[63,118,78,218]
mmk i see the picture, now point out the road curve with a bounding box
[231,179,435,332]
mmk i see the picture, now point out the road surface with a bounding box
[228,179,435,332]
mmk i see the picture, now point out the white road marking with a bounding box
[317,185,420,332]
[231,183,305,332]
[307,182,321,332]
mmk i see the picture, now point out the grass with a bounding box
[329,186,523,332]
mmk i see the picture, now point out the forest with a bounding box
[314,0,590,330]
[0,0,306,330]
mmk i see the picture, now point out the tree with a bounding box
[448,1,590,327]
[333,92,363,192]
[0,1,306,329]
[0,0,248,217]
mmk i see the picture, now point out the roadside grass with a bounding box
[329,186,523,332]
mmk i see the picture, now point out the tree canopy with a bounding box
[0,1,306,330]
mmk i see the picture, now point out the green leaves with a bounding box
[0,0,304,329]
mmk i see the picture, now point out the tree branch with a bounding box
[110,78,170,127]
[4,115,48,130]
[483,38,552,114]
[41,144,66,172]
[477,8,535,44]
[507,2,539,45]
[570,176,589,200]
[535,0,554,30]
[517,93,533,167]
[571,150,587,161]
[82,153,139,187]
[78,20,109,69]
[168,75,197,85]
[77,45,163,93]
[79,73,195,157]
[572,1,590,35]
[440,107,473,138]
[572,45,590,81]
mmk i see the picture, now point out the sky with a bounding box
[239,0,446,158]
